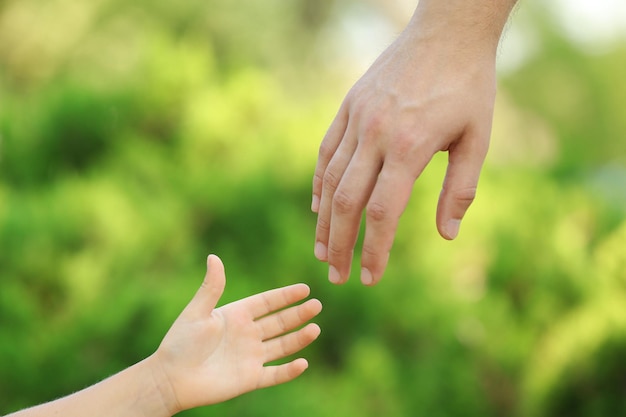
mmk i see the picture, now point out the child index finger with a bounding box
[239,283,312,319]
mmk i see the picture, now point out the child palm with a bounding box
[153,255,322,414]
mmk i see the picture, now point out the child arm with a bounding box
[6,255,322,417]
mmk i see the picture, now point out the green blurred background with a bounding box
[1,0,625,416]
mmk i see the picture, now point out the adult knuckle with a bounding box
[362,114,385,140]
[389,133,418,161]
[327,242,350,259]
[312,171,324,188]
[452,187,477,207]
[366,201,390,223]
[361,242,380,260]
[327,245,341,259]
[322,169,341,191]
[317,141,334,161]
[316,215,330,233]
[332,189,358,215]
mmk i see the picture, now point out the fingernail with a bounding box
[328,266,341,284]
[361,268,373,286]
[446,219,461,240]
[311,195,320,212]
[314,242,328,261]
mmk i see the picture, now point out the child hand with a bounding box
[150,255,322,414]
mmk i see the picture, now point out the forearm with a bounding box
[5,356,175,417]
[409,0,518,55]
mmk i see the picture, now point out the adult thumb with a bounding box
[436,134,487,240]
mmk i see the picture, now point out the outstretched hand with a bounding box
[151,255,322,414]
[312,1,515,286]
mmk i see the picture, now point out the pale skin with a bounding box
[313,0,519,286]
[6,255,322,417]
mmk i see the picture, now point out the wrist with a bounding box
[409,0,517,56]
[141,354,181,417]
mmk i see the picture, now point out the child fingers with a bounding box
[263,323,321,363]
[257,358,310,389]
[243,283,311,318]
[256,298,322,341]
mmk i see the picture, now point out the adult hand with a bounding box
[152,255,322,414]
[312,0,516,286]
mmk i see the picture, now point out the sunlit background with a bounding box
[1,0,625,416]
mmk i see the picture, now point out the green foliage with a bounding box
[1,0,625,416]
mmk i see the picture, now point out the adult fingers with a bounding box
[360,158,430,286]
[326,145,382,284]
[264,323,321,363]
[436,131,489,240]
[256,298,323,341]
[312,101,350,213]
[314,123,359,262]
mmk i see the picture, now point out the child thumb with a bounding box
[191,254,226,313]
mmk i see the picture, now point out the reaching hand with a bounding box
[312,1,515,286]
[151,255,322,414]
